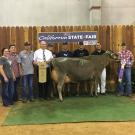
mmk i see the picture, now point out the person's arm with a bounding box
[17,53,23,76]
[0,65,8,82]
[130,52,134,65]
[33,51,39,65]
[18,63,23,76]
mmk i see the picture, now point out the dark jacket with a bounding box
[91,50,105,55]
[73,49,89,57]
[57,51,73,57]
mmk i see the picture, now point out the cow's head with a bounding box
[105,50,119,61]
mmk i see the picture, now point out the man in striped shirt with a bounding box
[117,43,134,97]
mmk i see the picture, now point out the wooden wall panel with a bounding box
[116,25,122,52]
[133,26,135,45]
[106,26,111,50]
[130,25,134,49]
[2,27,8,48]
[113,25,118,52]
[133,26,135,56]
[36,26,41,49]
[6,27,10,47]
[122,25,126,43]
[15,27,20,52]
[0,25,134,59]
[0,27,2,52]
[19,27,25,51]
[33,26,38,50]
[98,25,103,47]
[28,26,33,45]
[24,27,29,42]
[102,26,107,50]
[10,27,16,44]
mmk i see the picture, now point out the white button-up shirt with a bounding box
[33,48,53,67]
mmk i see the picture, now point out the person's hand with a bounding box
[121,64,125,69]
[19,69,23,76]
[33,61,39,66]
[13,76,16,81]
[4,77,8,82]
[118,78,122,83]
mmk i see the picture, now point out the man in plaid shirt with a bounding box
[117,43,134,97]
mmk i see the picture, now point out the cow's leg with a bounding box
[89,80,94,97]
[62,83,70,97]
[95,77,100,96]
[51,81,57,97]
[57,81,64,101]
[95,83,98,96]
[84,82,88,94]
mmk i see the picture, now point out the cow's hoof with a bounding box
[59,99,63,102]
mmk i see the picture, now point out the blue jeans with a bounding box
[22,74,33,100]
[1,78,14,106]
[13,77,20,101]
[117,67,132,95]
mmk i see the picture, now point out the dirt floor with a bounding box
[1,105,135,135]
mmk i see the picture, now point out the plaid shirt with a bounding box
[8,53,20,78]
[118,50,134,68]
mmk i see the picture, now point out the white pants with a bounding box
[97,68,106,93]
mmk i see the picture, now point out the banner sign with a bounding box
[38,31,97,45]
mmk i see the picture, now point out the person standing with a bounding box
[57,42,73,96]
[48,43,57,58]
[57,42,73,57]
[18,42,34,102]
[73,42,89,95]
[91,42,106,95]
[117,43,134,97]
[73,42,89,57]
[0,48,15,106]
[9,44,20,102]
[33,40,53,100]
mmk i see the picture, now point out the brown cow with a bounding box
[51,51,118,101]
